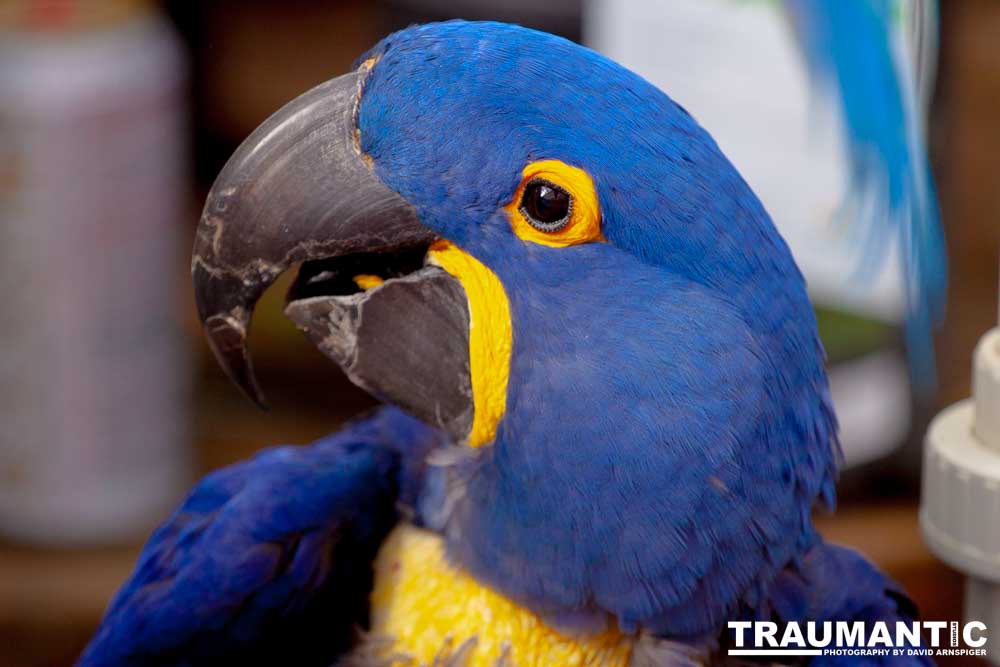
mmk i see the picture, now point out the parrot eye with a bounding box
[506,160,601,247]
[519,179,572,232]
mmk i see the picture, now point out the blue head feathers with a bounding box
[358,21,840,636]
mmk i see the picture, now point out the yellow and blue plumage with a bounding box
[80,14,940,667]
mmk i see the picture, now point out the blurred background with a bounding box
[0,0,996,665]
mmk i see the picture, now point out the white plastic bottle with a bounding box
[0,0,189,543]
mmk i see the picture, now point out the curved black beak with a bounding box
[192,71,473,438]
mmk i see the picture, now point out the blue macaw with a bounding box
[80,17,934,667]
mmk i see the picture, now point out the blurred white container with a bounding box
[0,0,189,544]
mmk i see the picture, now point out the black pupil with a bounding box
[523,181,570,226]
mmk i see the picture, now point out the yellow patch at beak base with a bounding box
[426,240,511,448]
[353,274,385,290]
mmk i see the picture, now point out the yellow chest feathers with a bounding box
[368,525,634,667]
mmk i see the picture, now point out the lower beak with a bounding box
[191,71,473,440]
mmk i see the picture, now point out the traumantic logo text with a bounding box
[727,621,988,658]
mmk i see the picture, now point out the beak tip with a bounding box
[240,374,270,411]
[249,393,271,412]
[202,315,270,411]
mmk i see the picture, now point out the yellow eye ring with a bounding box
[505,160,604,247]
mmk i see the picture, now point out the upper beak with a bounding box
[192,71,474,439]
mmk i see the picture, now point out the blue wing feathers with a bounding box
[762,539,931,666]
[78,407,444,667]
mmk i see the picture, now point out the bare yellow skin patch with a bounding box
[426,240,511,448]
[370,525,633,667]
[353,274,385,290]
[506,160,604,247]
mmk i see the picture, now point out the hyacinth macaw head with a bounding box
[192,21,837,634]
